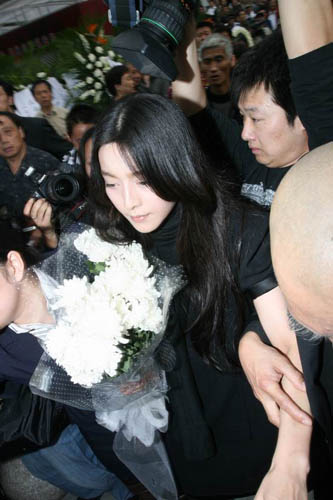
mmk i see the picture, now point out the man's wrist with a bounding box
[43,228,58,248]
[271,451,310,477]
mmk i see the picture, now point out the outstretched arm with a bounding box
[172,17,207,115]
[278,0,333,58]
[251,287,312,500]
[255,370,311,500]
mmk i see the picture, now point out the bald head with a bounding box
[270,142,333,336]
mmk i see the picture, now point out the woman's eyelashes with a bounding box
[104,177,148,187]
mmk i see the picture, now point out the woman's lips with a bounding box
[130,214,148,223]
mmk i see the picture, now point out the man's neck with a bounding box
[7,144,27,174]
[41,103,53,115]
[279,149,310,169]
[209,81,231,96]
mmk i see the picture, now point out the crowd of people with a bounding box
[1,0,333,499]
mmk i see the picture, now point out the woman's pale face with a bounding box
[0,267,20,328]
[98,143,176,233]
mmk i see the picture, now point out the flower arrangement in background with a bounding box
[71,26,123,105]
[0,18,125,109]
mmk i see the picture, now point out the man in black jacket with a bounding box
[0,111,60,221]
[0,79,71,160]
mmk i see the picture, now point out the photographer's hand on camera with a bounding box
[23,198,59,249]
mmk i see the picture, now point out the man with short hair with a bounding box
[105,66,136,101]
[195,21,213,47]
[0,79,71,160]
[62,103,100,173]
[32,79,68,138]
[199,33,236,113]
[206,0,217,16]
[126,62,144,88]
[0,80,14,113]
[0,111,60,220]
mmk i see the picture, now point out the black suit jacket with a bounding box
[20,116,71,160]
[297,336,333,453]
[296,336,333,499]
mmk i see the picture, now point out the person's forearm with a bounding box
[43,228,58,249]
[272,375,312,474]
[172,38,207,115]
[272,334,312,472]
[260,310,312,481]
[278,0,333,58]
[254,370,311,500]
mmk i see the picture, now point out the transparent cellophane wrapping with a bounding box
[30,223,185,499]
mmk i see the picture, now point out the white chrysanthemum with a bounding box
[79,89,96,100]
[79,33,91,52]
[51,276,89,322]
[79,91,90,100]
[94,91,102,104]
[45,296,129,386]
[36,72,47,78]
[74,81,86,88]
[95,61,103,68]
[108,50,115,58]
[74,228,116,262]
[45,323,124,386]
[86,76,93,84]
[74,52,86,64]
[94,81,102,89]
[95,46,104,54]
[87,63,93,70]
[99,56,109,65]
[88,53,96,62]
[93,69,103,77]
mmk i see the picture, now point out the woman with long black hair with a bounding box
[88,92,296,498]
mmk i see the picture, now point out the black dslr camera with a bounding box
[24,166,82,206]
[106,0,198,81]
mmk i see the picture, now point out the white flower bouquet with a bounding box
[30,226,184,499]
[42,228,179,388]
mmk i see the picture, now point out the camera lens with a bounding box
[46,174,81,204]
[112,0,198,81]
[55,178,74,198]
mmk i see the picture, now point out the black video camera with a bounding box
[106,0,198,81]
[24,166,82,206]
